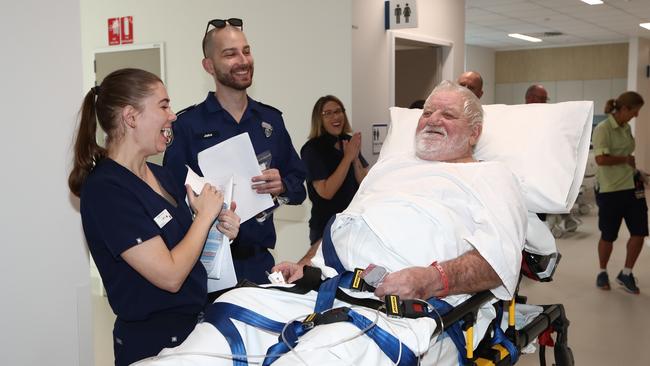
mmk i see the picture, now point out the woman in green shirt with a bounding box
[592,91,645,294]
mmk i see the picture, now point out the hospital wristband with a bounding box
[431,261,449,298]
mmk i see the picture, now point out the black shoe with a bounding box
[616,271,640,294]
[596,272,610,290]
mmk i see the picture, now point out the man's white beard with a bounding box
[415,127,470,162]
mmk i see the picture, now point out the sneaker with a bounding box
[616,271,640,294]
[596,272,610,290]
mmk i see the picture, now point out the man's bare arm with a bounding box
[443,249,501,295]
[298,240,321,266]
[375,249,502,299]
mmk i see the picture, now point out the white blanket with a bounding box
[137,157,526,366]
[314,156,527,301]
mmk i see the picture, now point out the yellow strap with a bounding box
[466,325,474,359]
[508,298,516,327]
[473,344,510,365]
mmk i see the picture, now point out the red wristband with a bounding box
[431,261,449,298]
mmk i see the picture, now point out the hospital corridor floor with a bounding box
[92,211,650,366]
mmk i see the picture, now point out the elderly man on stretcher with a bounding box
[139,80,526,365]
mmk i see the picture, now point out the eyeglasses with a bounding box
[322,108,345,118]
[204,18,243,35]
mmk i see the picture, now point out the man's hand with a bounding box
[216,201,240,240]
[251,168,285,196]
[272,261,305,283]
[374,266,440,299]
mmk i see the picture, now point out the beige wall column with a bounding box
[628,37,650,172]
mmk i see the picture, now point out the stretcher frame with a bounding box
[435,276,574,365]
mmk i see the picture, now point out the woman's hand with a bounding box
[342,132,361,162]
[217,201,240,239]
[186,183,224,221]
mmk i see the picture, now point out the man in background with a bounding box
[457,71,484,99]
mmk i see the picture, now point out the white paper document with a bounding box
[197,133,274,223]
[184,169,237,292]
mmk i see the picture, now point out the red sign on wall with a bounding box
[120,16,133,44]
[108,18,120,45]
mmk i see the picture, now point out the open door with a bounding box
[389,31,452,108]
[94,43,166,164]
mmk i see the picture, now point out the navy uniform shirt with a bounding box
[300,133,368,243]
[163,93,306,279]
[81,159,206,321]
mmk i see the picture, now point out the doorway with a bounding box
[94,43,166,164]
[389,31,451,107]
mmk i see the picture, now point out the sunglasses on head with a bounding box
[204,18,243,36]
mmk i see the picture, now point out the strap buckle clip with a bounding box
[302,307,351,330]
[382,295,432,319]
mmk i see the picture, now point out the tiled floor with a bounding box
[93,211,650,365]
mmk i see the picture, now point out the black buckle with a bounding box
[383,295,431,319]
[351,268,376,292]
[302,307,351,330]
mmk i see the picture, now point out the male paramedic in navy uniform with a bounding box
[163,19,306,286]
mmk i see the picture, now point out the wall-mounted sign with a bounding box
[384,0,418,30]
[107,16,134,45]
[372,123,388,154]
[120,16,133,44]
[108,18,120,45]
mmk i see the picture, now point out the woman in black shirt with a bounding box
[300,95,369,244]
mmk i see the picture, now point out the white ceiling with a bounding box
[466,0,650,50]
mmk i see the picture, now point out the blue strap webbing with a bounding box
[204,302,288,366]
[491,302,519,363]
[321,216,346,274]
[428,298,467,365]
[204,301,419,365]
[314,275,343,313]
[264,308,418,366]
[262,321,306,366]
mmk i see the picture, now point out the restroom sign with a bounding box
[120,16,133,44]
[108,18,120,45]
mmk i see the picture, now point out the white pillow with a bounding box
[382,102,594,213]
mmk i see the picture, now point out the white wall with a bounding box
[465,44,496,104]
[0,0,92,365]
[352,0,466,165]
[627,37,650,172]
[81,0,353,222]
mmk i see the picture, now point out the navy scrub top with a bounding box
[300,133,368,242]
[163,93,306,251]
[80,159,207,321]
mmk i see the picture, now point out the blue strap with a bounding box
[428,298,467,365]
[204,302,288,366]
[314,275,343,313]
[347,309,417,365]
[491,302,519,363]
[263,308,418,366]
[262,321,306,366]
[321,216,346,274]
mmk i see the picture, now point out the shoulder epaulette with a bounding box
[176,104,198,117]
[256,101,283,115]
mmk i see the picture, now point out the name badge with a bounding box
[261,121,273,138]
[154,209,173,228]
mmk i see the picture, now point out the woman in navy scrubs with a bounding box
[300,95,369,244]
[68,68,240,365]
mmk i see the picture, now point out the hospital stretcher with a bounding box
[136,101,592,366]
